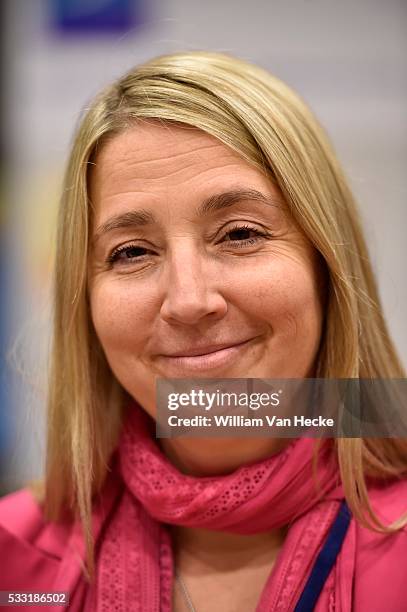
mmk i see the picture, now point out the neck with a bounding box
[160,437,291,569]
[171,524,288,570]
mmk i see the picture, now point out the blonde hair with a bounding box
[43,51,407,574]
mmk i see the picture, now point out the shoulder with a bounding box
[0,488,68,591]
[367,476,407,528]
[0,488,46,540]
[0,486,74,552]
[0,472,124,593]
[353,478,407,611]
[356,477,407,558]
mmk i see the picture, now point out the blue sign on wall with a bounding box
[52,0,143,34]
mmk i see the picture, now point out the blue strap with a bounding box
[294,500,352,612]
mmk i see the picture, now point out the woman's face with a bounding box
[88,122,324,469]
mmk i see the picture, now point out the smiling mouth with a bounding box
[155,337,259,373]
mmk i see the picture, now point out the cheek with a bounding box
[245,258,323,339]
[89,282,153,358]
[89,281,160,413]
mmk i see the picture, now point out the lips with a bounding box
[161,339,255,358]
[154,337,259,374]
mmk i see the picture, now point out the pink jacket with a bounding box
[0,474,406,611]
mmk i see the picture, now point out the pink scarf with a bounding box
[93,401,353,611]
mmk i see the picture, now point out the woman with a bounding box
[0,51,406,611]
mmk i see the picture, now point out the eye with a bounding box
[106,224,272,268]
[107,244,151,266]
[220,224,271,248]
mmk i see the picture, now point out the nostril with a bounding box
[160,294,227,326]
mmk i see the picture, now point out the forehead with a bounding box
[89,122,270,202]
[96,121,230,162]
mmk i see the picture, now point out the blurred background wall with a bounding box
[0,0,406,493]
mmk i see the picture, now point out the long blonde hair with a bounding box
[43,51,407,573]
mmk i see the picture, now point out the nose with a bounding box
[159,244,227,326]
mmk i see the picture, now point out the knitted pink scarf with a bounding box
[93,402,352,611]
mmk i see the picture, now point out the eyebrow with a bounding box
[92,188,279,245]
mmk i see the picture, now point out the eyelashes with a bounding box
[107,244,148,265]
[106,223,272,268]
[222,223,269,247]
